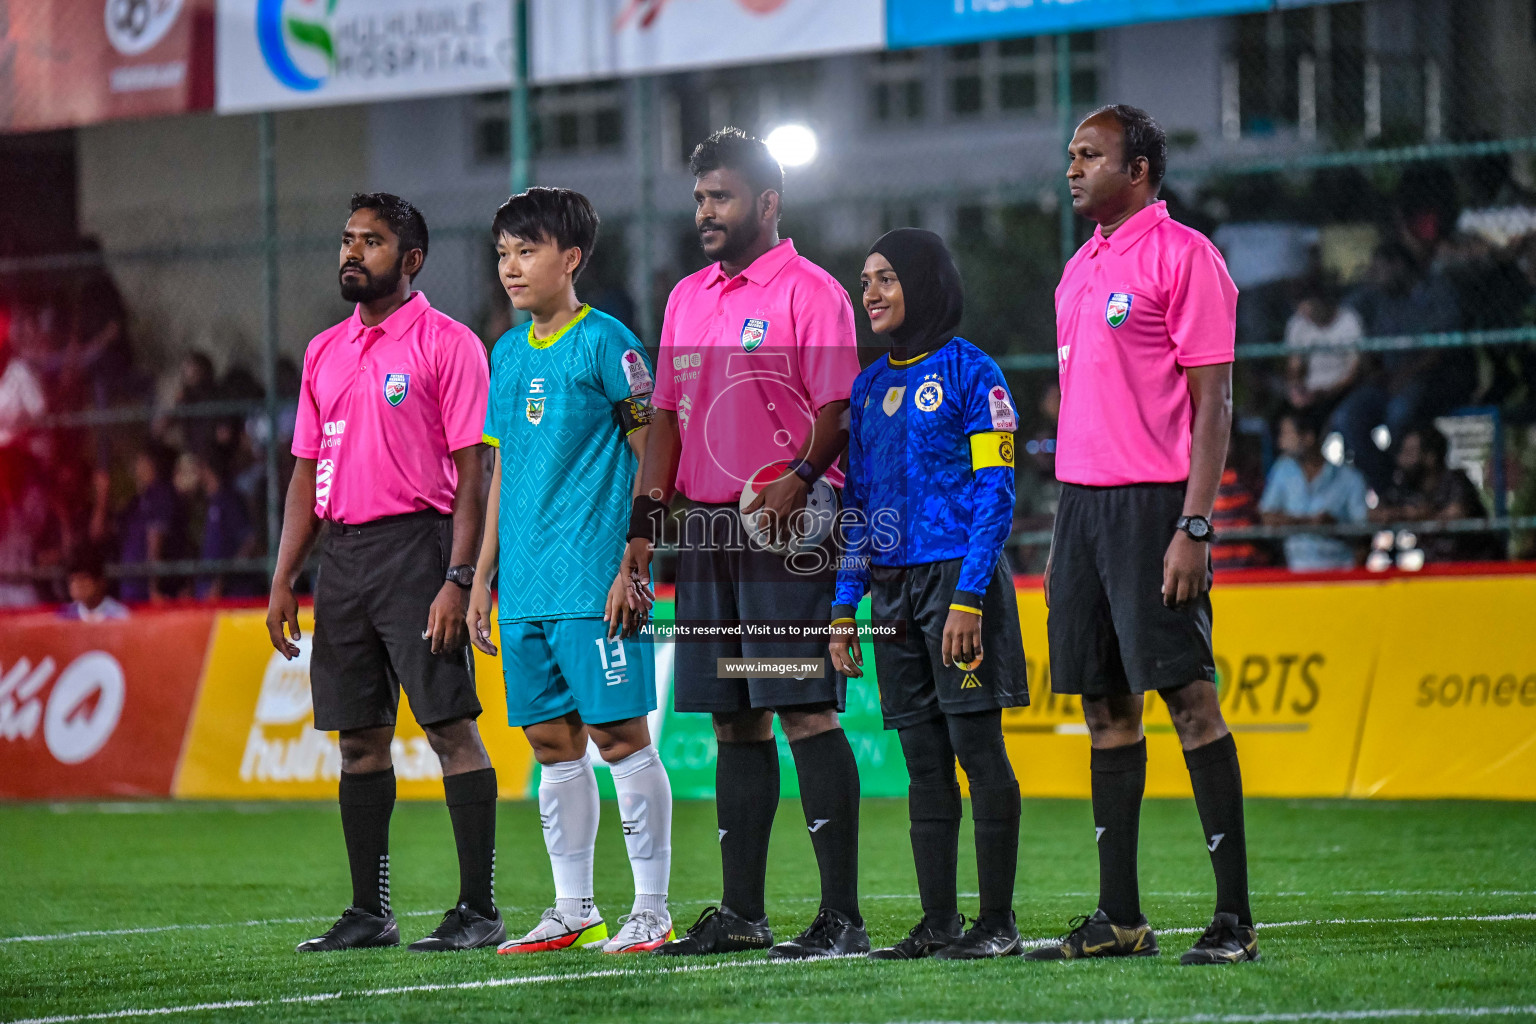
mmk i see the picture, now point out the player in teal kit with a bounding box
[468,188,675,954]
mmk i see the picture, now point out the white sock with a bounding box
[608,744,672,915]
[538,755,599,914]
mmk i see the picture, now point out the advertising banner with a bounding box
[1,0,214,132]
[173,609,536,799]
[1002,581,1382,799]
[215,0,514,114]
[1350,576,1536,799]
[530,0,886,85]
[0,611,215,798]
[886,0,1269,49]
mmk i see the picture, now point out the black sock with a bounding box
[443,767,498,917]
[969,785,1021,926]
[907,783,961,924]
[899,718,960,926]
[1090,739,1146,924]
[948,710,1019,927]
[790,728,862,925]
[716,738,779,922]
[338,767,395,916]
[1185,733,1252,926]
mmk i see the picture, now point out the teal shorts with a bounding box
[499,618,656,728]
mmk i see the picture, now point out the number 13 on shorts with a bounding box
[593,635,629,686]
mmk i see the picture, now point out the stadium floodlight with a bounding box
[766,124,818,168]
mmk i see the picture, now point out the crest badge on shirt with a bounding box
[915,378,944,412]
[988,386,1018,430]
[1105,292,1133,328]
[383,372,410,407]
[526,396,545,425]
[882,386,906,417]
[740,318,769,352]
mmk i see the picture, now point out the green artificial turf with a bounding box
[2,798,1534,1023]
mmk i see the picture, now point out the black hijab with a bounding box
[867,228,964,361]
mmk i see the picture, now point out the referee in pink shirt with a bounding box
[1022,107,1257,966]
[266,193,503,954]
[622,128,867,959]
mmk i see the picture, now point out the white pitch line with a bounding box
[0,909,479,944]
[0,958,786,1024]
[1012,911,1536,947]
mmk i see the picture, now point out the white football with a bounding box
[739,461,837,555]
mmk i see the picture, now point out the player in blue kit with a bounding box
[467,188,675,955]
[828,229,1029,959]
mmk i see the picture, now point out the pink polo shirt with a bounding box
[653,239,860,503]
[292,291,489,524]
[1054,201,1237,487]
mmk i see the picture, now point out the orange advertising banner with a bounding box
[0,610,214,798]
[173,610,535,800]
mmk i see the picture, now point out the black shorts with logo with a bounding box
[310,510,481,732]
[672,499,846,714]
[869,556,1029,730]
[1046,482,1216,697]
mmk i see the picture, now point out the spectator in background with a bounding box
[1259,407,1368,572]
[1284,273,1363,416]
[157,351,220,459]
[195,446,259,600]
[117,442,189,604]
[1333,242,1465,492]
[0,307,46,453]
[1371,425,1498,563]
[1211,433,1268,571]
[58,545,128,622]
[0,448,48,608]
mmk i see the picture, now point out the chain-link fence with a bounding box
[4,0,1536,609]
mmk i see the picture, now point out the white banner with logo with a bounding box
[216,0,514,114]
[530,0,886,85]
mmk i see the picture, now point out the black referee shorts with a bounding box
[869,556,1029,730]
[1046,482,1216,698]
[310,510,481,732]
[672,499,846,714]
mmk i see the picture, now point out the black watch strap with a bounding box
[1176,515,1216,542]
[787,458,818,484]
[445,564,476,587]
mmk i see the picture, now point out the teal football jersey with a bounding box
[482,306,654,622]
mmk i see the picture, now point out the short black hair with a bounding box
[491,187,600,280]
[349,192,430,270]
[67,544,108,580]
[688,127,784,201]
[1406,423,1449,464]
[1281,405,1327,441]
[1089,104,1167,189]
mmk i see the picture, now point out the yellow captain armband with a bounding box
[969,430,1014,470]
[481,433,501,448]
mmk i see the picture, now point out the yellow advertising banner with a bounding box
[1350,576,1536,799]
[1003,582,1382,799]
[173,611,534,800]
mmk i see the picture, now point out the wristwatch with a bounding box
[445,564,476,588]
[786,458,819,485]
[1175,515,1216,542]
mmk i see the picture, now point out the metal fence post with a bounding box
[1056,33,1074,267]
[258,111,281,577]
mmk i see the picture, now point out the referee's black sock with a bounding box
[716,738,779,922]
[790,728,862,926]
[1184,733,1252,927]
[969,784,1021,926]
[338,767,395,917]
[1090,739,1146,924]
[444,767,498,918]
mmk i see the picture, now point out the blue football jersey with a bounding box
[482,306,654,622]
[834,337,1017,609]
